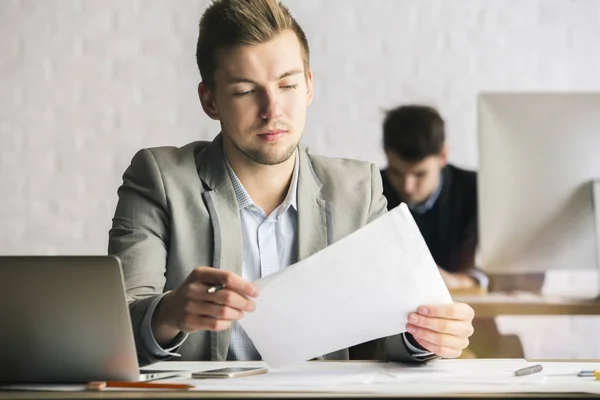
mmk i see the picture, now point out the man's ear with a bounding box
[305,68,314,107]
[438,145,449,167]
[198,82,220,120]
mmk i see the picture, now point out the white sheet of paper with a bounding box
[384,358,545,384]
[239,203,452,368]
[188,362,389,389]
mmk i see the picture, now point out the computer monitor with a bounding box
[477,93,600,282]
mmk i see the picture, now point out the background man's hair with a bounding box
[196,0,310,90]
[383,104,446,161]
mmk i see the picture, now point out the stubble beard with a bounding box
[233,131,300,166]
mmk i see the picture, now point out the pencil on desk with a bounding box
[514,364,543,377]
[86,381,194,390]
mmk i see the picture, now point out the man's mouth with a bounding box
[258,130,287,141]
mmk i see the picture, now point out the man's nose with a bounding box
[402,177,416,195]
[259,90,283,120]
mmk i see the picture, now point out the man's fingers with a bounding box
[192,303,244,321]
[407,313,474,338]
[416,302,475,321]
[405,301,475,359]
[407,323,470,350]
[178,281,255,313]
[203,288,256,312]
[166,268,258,336]
[191,267,259,298]
[412,336,464,359]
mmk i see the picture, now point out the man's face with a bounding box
[385,149,447,205]
[199,30,313,166]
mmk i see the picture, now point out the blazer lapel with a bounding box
[197,134,242,361]
[297,146,331,261]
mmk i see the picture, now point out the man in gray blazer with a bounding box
[109,0,475,367]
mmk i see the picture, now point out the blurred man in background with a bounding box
[380,104,488,292]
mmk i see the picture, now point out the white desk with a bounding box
[2,359,600,398]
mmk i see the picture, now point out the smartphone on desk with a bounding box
[192,367,268,379]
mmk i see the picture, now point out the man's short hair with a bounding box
[383,105,446,162]
[196,0,310,90]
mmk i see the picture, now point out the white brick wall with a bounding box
[1,0,600,358]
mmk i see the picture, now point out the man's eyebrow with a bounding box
[278,69,303,79]
[226,69,304,85]
[227,77,256,85]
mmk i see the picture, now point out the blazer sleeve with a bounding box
[367,163,389,223]
[108,148,172,365]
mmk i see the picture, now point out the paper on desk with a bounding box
[239,203,452,368]
[384,358,545,383]
[185,362,389,391]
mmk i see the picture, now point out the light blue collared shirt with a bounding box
[406,173,444,214]
[224,151,299,360]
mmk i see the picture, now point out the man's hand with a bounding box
[152,267,258,346]
[406,302,475,358]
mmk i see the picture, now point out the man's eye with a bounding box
[233,90,253,97]
[281,84,298,90]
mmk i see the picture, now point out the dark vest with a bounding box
[381,164,478,273]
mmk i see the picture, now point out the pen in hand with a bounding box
[514,364,543,377]
[207,283,226,293]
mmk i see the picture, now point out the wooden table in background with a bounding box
[453,291,600,318]
[452,291,600,358]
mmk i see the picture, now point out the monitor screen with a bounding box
[477,93,600,275]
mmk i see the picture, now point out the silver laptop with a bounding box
[0,256,182,384]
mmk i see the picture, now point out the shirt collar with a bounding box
[224,149,299,216]
[407,172,444,214]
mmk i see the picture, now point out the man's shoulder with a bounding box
[305,150,376,182]
[444,164,478,212]
[303,149,384,225]
[126,140,212,176]
[141,141,210,165]
[446,164,477,187]
[122,141,212,187]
